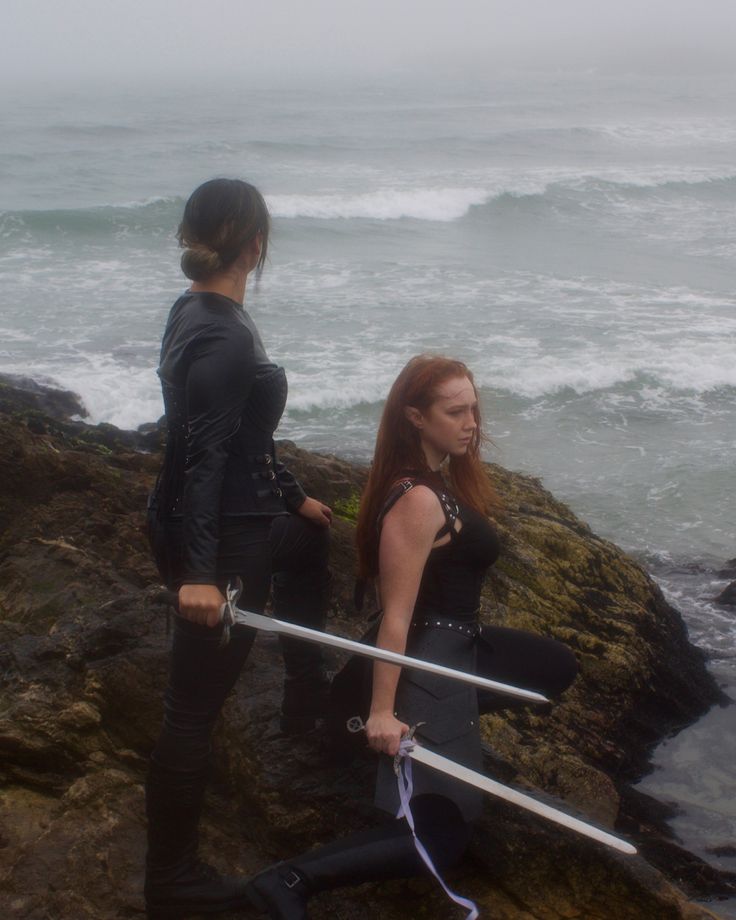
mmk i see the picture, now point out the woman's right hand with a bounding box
[365,711,410,756]
[178,584,226,628]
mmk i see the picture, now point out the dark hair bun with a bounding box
[180,243,224,282]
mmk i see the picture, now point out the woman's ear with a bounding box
[404,406,424,430]
[240,233,263,273]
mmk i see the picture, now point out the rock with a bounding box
[717,558,736,579]
[706,845,736,859]
[715,581,736,607]
[57,702,103,731]
[0,378,730,919]
[0,372,88,420]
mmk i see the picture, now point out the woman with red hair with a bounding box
[246,354,577,918]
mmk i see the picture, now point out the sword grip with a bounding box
[159,589,179,610]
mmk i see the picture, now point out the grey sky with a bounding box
[4,0,736,86]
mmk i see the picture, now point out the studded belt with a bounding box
[410,614,480,638]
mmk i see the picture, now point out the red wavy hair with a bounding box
[356,354,497,579]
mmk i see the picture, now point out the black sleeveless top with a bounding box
[378,475,500,625]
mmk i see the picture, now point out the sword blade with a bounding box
[408,744,637,855]
[230,606,548,704]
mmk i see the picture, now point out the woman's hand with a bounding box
[178,584,226,628]
[297,495,333,527]
[365,711,410,756]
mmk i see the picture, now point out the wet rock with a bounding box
[0,372,88,419]
[717,559,736,579]
[714,581,736,607]
[0,378,729,919]
[706,845,736,859]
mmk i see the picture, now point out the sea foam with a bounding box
[268,187,489,222]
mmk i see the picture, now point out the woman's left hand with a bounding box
[297,495,333,527]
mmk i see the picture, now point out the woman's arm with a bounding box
[179,326,256,625]
[365,486,445,755]
[275,460,332,526]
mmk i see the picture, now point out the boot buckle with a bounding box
[283,869,302,889]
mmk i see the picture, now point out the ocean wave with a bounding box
[0,187,501,230]
[468,118,736,152]
[2,170,734,235]
[114,195,182,210]
[286,381,388,412]
[489,364,736,402]
[0,358,163,430]
[285,330,736,412]
[268,187,490,222]
[473,319,736,399]
[598,119,736,148]
[489,169,736,201]
[8,349,736,434]
[268,364,736,416]
[580,172,736,195]
[0,197,183,239]
[263,172,736,223]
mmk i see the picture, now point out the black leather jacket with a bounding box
[153,291,306,584]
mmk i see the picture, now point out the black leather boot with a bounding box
[278,653,332,734]
[273,567,332,734]
[146,861,254,919]
[245,821,423,919]
[145,758,251,919]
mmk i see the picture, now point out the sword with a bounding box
[212,581,549,705]
[347,717,637,856]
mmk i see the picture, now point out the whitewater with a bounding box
[1,72,735,909]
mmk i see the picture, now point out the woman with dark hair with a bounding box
[245,354,578,919]
[145,178,332,919]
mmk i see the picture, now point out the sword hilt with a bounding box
[219,579,243,647]
[158,581,241,646]
[393,721,424,775]
[346,716,424,775]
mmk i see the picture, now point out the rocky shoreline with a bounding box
[0,373,733,919]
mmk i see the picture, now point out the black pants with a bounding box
[146,514,331,878]
[476,623,579,713]
[150,512,330,775]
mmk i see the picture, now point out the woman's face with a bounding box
[409,375,478,465]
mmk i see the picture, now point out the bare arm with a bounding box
[365,486,445,755]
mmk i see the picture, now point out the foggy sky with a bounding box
[3,0,736,87]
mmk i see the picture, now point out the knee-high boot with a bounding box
[144,757,251,919]
[245,821,425,920]
[273,568,332,734]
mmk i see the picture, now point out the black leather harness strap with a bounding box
[377,477,460,543]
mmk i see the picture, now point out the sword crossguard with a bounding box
[345,717,423,739]
[393,721,424,775]
[219,579,243,648]
[344,716,424,775]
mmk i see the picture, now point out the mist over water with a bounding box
[2,72,735,903]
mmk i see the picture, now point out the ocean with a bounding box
[1,71,734,910]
